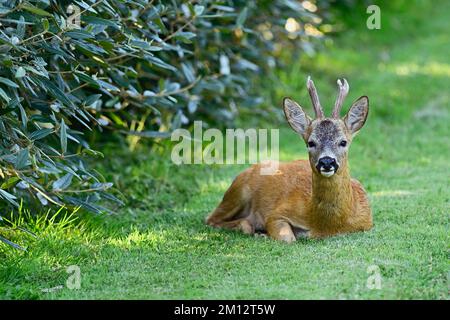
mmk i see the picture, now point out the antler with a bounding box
[332,78,349,118]
[306,76,324,118]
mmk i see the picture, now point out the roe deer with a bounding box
[206,77,372,242]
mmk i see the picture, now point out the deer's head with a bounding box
[283,77,369,178]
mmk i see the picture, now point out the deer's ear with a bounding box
[283,98,311,138]
[344,96,369,134]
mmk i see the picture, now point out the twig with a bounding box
[29,184,64,206]
[71,0,105,19]
[155,76,201,97]
[58,187,110,193]
[163,18,196,42]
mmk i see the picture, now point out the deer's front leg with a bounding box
[266,218,296,243]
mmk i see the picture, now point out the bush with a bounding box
[0,0,328,216]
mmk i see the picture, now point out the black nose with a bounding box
[317,157,338,172]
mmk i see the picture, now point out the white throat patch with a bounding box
[320,169,335,178]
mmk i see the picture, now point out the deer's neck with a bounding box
[310,164,354,221]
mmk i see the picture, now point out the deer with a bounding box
[205,76,373,242]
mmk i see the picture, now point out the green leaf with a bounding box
[18,104,27,127]
[174,32,196,43]
[171,111,182,130]
[123,130,171,138]
[0,88,10,103]
[40,44,74,60]
[15,67,26,78]
[85,94,102,106]
[74,40,107,56]
[74,0,98,14]
[194,5,205,16]
[24,65,48,78]
[1,177,20,189]
[74,71,100,87]
[97,40,114,52]
[64,196,109,214]
[60,119,67,153]
[17,16,25,38]
[0,189,19,207]
[236,7,248,27]
[22,4,52,17]
[15,148,29,169]
[52,173,73,191]
[90,182,113,190]
[0,76,19,88]
[29,128,53,140]
[81,148,104,157]
[83,16,117,28]
[40,78,74,107]
[0,235,25,250]
[146,56,177,72]
[42,18,49,31]
[130,40,155,50]
[64,30,95,40]
[181,63,195,82]
[97,79,120,92]
[213,5,235,12]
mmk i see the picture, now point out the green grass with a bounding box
[1,1,448,299]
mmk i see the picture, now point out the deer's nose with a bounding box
[317,157,338,172]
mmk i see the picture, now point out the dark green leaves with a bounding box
[236,7,248,27]
[0,0,326,216]
[173,32,196,43]
[42,18,49,31]
[194,5,205,16]
[0,77,19,88]
[15,149,29,169]
[64,30,95,40]
[146,56,177,72]
[22,4,52,17]
[15,67,26,78]
[60,119,68,154]
[0,235,25,250]
[52,173,73,191]
[39,78,74,107]
[0,87,10,102]
[0,189,19,207]
[83,16,117,28]
[29,128,53,140]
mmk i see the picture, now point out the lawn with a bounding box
[0,1,448,299]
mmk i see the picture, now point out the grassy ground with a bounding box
[1,1,448,299]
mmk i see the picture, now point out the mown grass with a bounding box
[1,1,448,299]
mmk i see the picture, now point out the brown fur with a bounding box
[206,79,373,243]
[206,158,372,242]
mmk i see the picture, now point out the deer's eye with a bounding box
[339,140,347,147]
[308,141,316,148]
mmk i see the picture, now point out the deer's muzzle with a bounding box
[316,156,339,177]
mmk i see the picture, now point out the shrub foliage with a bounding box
[0,0,326,217]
